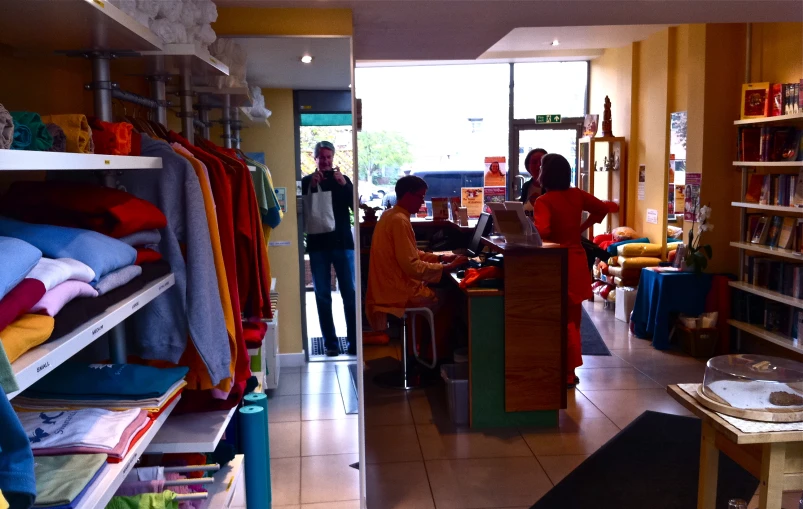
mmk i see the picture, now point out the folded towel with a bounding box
[1,181,168,239]
[0,236,42,299]
[40,114,93,154]
[10,111,52,151]
[45,123,67,152]
[149,17,188,44]
[0,279,46,332]
[135,0,159,18]
[119,229,161,246]
[135,248,162,265]
[30,281,98,317]
[157,0,182,22]
[0,314,55,363]
[0,217,136,285]
[89,118,133,156]
[0,103,14,149]
[96,265,142,296]
[27,258,96,292]
[33,454,107,508]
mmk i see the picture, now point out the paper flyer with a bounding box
[431,197,449,220]
[684,173,702,221]
[483,186,506,212]
[484,156,507,187]
[461,187,484,218]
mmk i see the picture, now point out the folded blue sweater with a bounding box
[0,217,136,285]
[0,236,41,299]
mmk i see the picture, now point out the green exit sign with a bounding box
[536,115,562,124]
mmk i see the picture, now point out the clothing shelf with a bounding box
[8,273,175,400]
[0,0,163,53]
[0,151,163,172]
[731,202,803,214]
[74,396,181,509]
[199,454,244,509]
[729,281,803,311]
[146,406,237,454]
[730,241,803,262]
[733,113,803,126]
[179,87,252,108]
[728,319,803,356]
[140,44,230,77]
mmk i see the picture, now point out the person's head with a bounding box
[314,141,335,171]
[538,153,572,192]
[524,148,547,176]
[489,161,501,174]
[395,175,428,214]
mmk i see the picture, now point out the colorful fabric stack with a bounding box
[33,454,107,509]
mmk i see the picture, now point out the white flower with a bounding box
[700,223,714,232]
[698,205,711,222]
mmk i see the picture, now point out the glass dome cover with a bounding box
[701,354,803,411]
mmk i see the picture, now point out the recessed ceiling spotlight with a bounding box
[551,39,560,46]
[300,55,313,64]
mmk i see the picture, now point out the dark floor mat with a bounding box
[581,307,611,356]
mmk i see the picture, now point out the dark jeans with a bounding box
[309,249,357,351]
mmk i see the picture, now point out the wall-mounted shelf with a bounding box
[731,202,803,214]
[734,113,803,126]
[0,0,163,52]
[146,406,237,454]
[75,396,180,509]
[141,44,229,76]
[728,320,803,356]
[729,281,803,311]
[8,274,175,399]
[202,454,244,509]
[730,241,803,262]
[733,161,803,167]
[0,151,163,172]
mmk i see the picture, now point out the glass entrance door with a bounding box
[509,119,583,200]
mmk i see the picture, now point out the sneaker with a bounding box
[326,348,340,357]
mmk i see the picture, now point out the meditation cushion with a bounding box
[611,226,638,242]
[618,257,662,270]
[606,266,641,280]
[617,243,662,257]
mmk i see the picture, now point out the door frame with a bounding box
[508,118,584,199]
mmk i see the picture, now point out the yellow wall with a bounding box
[214,7,353,37]
[749,22,803,84]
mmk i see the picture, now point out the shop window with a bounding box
[513,62,588,119]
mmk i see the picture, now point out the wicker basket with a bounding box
[676,324,718,358]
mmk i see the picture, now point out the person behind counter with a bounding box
[365,176,468,364]
[533,154,618,388]
[520,148,547,210]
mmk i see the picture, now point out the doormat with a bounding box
[530,411,758,509]
[581,307,611,356]
[310,336,350,358]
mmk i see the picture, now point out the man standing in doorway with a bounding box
[302,141,357,356]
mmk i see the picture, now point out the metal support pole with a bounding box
[179,64,194,144]
[222,94,232,148]
[91,52,113,122]
[232,108,241,149]
[198,94,211,139]
[147,56,169,126]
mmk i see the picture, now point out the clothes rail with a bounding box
[163,477,215,487]
[164,464,221,473]
[112,88,169,110]
[175,493,208,501]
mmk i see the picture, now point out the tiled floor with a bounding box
[361,299,705,509]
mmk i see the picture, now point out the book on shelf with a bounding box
[790,175,798,206]
[752,216,770,244]
[782,263,795,296]
[795,169,803,206]
[739,127,761,162]
[800,79,803,112]
[779,217,797,249]
[741,82,770,119]
[745,174,764,203]
[759,175,771,205]
[743,254,754,283]
[753,258,771,287]
[746,215,761,242]
[765,302,793,336]
[771,83,783,117]
[767,215,784,247]
[768,260,784,292]
[771,175,780,206]
[794,309,803,342]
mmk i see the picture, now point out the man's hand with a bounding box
[439,253,459,263]
[444,256,469,271]
[310,170,324,188]
[332,167,347,186]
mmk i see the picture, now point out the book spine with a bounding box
[772,175,780,205]
[789,175,797,207]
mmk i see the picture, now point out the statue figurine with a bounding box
[602,95,613,137]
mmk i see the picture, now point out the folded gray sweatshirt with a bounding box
[118,134,230,386]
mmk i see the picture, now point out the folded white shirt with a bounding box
[19,408,140,450]
[26,257,95,291]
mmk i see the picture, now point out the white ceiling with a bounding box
[228,36,352,89]
[217,0,802,61]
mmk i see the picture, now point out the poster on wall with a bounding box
[674,185,686,215]
[684,173,702,221]
[484,186,506,211]
[461,187,484,218]
[667,186,675,215]
[484,157,507,187]
[637,165,646,201]
[275,187,287,213]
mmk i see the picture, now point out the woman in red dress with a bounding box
[533,154,618,387]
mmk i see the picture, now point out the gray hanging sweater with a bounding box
[118,134,231,386]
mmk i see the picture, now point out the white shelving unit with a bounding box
[734,113,803,126]
[146,406,236,454]
[141,43,230,77]
[202,454,244,509]
[75,396,180,509]
[733,161,803,167]
[0,151,163,171]
[731,202,803,214]
[729,281,803,310]
[8,273,175,399]
[728,320,803,356]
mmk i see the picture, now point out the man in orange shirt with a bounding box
[366,176,467,362]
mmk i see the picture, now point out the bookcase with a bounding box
[730,112,803,356]
[578,136,627,237]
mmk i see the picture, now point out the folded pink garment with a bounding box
[32,409,149,460]
[27,257,95,291]
[30,280,98,317]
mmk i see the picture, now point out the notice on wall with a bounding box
[269,241,291,247]
[275,187,287,213]
[637,165,646,201]
[684,173,702,221]
[646,208,659,225]
[461,187,484,218]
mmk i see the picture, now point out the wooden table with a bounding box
[667,385,803,509]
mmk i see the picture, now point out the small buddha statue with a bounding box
[602,96,613,137]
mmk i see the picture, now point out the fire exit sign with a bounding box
[536,115,562,123]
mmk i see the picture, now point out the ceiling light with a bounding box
[300,55,313,64]
[551,39,560,46]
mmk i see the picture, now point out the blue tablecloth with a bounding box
[631,269,713,350]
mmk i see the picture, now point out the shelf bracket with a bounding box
[221,94,232,149]
[179,63,195,145]
[197,94,211,140]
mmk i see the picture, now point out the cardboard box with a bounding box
[615,287,638,323]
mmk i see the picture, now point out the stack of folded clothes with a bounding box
[13,363,188,416]
[33,454,107,509]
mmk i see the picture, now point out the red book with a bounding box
[740,127,761,162]
[771,83,783,116]
[745,174,764,203]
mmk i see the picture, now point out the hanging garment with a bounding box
[46,123,67,152]
[0,104,13,150]
[19,408,140,451]
[0,314,55,362]
[0,279,46,332]
[40,114,93,154]
[0,489,7,509]
[117,134,230,387]
[0,217,136,285]
[0,181,168,239]
[0,343,18,394]
[115,480,165,497]
[0,236,42,300]
[30,280,98,317]
[10,111,52,151]
[89,118,133,155]
[33,454,107,508]
[106,490,179,509]
[247,161,282,228]
[27,257,96,292]
[96,265,142,296]
[0,386,35,508]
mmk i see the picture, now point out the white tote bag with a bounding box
[303,186,336,234]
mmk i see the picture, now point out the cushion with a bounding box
[617,243,662,257]
[667,242,682,252]
[607,266,642,279]
[611,226,638,241]
[619,257,662,270]
[614,276,640,287]
[607,237,650,256]
[0,236,41,299]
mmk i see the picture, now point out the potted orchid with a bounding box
[684,203,713,273]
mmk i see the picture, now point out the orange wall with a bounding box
[749,22,803,84]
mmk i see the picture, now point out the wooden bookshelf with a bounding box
[733,161,803,167]
[734,113,803,126]
[731,202,803,214]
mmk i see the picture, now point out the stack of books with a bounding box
[745,172,803,207]
[737,126,802,162]
[746,214,802,250]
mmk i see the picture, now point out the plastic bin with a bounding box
[441,363,469,426]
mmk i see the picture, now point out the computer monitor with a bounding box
[467,212,493,256]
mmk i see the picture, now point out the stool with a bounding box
[373,307,436,390]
